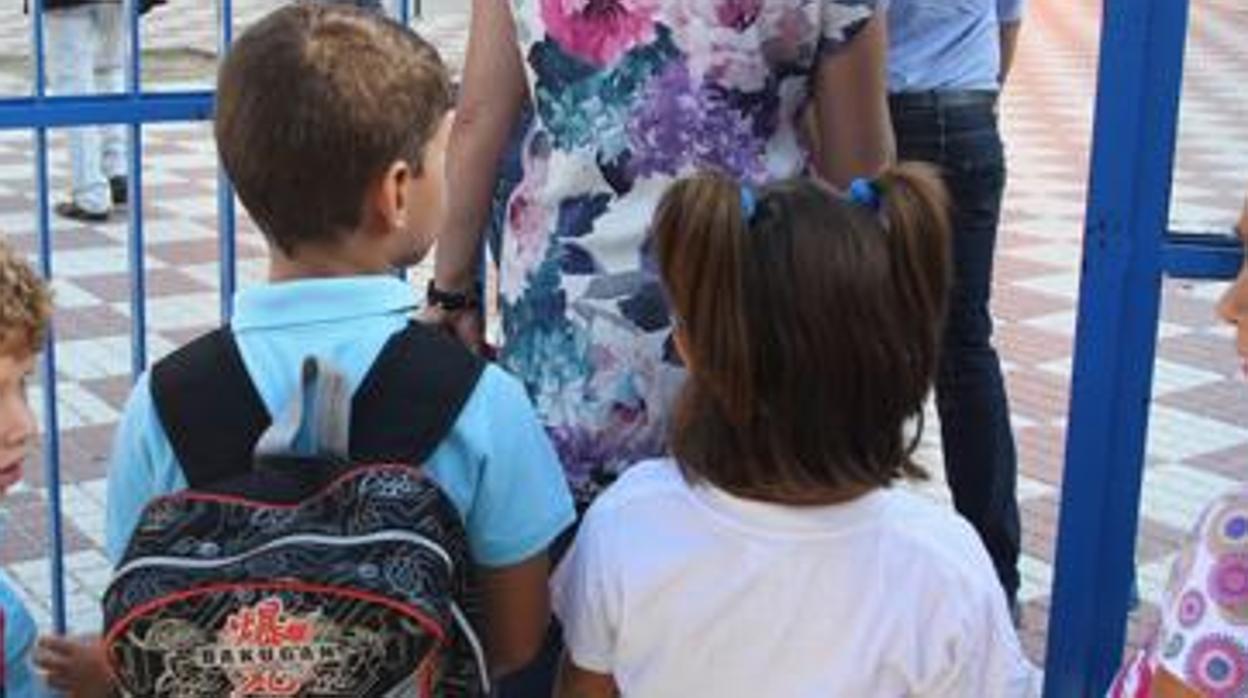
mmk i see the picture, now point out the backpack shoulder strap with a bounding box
[150,328,271,489]
[350,322,486,465]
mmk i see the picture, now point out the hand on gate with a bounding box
[34,634,113,698]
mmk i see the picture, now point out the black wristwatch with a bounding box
[426,279,479,312]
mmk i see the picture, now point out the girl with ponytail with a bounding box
[550,165,1038,698]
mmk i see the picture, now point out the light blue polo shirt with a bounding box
[887,0,1027,93]
[2,568,51,696]
[105,276,575,568]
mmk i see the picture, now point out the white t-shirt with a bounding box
[551,459,1039,698]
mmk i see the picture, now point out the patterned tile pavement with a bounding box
[0,0,1245,676]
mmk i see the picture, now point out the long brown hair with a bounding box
[652,164,951,503]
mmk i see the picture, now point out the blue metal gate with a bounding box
[1043,0,1243,695]
[0,0,423,637]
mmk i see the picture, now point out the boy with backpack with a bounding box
[37,5,574,695]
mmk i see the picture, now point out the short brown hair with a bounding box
[653,164,951,502]
[0,242,51,358]
[215,3,452,255]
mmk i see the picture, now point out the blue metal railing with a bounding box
[216,0,237,321]
[1163,231,1243,280]
[27,0,67,638]
[125,0,149,382]
[0,0,425,636]
[1043,0,1242,695]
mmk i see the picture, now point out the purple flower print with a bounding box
[625,62,765,180]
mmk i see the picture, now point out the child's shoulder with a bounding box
[450,362,548,436]
[584,459,689,517]
[0,570,38,663]
[878,487,975,528]
[875,488,1001,580]
[466,362,534,409]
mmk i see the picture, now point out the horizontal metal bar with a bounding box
[1163,229,1243,281]
[0,91,213,130]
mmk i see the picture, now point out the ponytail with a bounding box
[652,173,756,427]
[875,163,952,332]
[874,162,953,452]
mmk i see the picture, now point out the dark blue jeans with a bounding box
[890,92,1022,604]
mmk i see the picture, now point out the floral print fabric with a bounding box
[496,0,876,502]
[1109,487,1248,698]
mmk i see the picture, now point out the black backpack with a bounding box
[103,322,491,697]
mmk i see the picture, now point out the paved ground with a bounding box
[0,0,1245,675]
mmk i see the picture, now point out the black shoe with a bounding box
[109,176,128,206]
[55,201,110,223]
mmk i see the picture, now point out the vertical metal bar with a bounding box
[399,0,411,26]
[1043,0,1190,694]
[217,0,237,322]
[30,0,67,637]
[216,0,235,315]
[126,0,147,378]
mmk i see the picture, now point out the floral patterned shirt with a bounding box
[1109,487,1248,697]
[497,0,877,502]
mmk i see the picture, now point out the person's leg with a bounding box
[931,102,1022,606]
[46,6,110,216]
[892,99,1022,606]
[94,4,127,191]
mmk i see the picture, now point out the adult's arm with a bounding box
[998,0,1026,86]
[433,0,528,300]
[811,16,894,187]
[999,22,1022,86]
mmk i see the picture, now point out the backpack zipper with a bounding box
[451,600,492,694]
[111,529,453,580]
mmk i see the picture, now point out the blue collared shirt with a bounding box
[887,0,1026,93]
[105,276,575,569]
[2,569,52,697]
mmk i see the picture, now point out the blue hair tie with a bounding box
[739,185,758,221]
[847,178,881,211]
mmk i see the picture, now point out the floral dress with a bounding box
[498,0,877,502]
[1109,487,1248,697]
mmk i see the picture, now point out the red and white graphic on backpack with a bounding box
[207,597,337,695]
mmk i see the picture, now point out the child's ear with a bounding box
[370,159,412,237]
